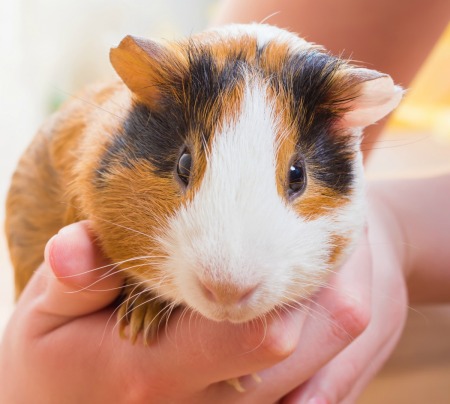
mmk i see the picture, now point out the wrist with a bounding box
[366,182,408,278]
[366,174,450,303]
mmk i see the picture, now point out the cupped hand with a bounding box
[0,219,377,403]
[281,192,409,403]
[0,221,305,403]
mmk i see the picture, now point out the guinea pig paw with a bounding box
[117,282,168,344]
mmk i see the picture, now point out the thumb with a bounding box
[26,221,123,333]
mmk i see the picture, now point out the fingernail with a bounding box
[44,234,58,272]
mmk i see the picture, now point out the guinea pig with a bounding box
[5,23,402,342]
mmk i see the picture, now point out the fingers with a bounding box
[237,232,374,403]
[282,217,408,404]
[299,229,373,356]
[150,231,373,402]
[140,304,308,395]
[14,219,308,395]
[282,318,401,404]
[19,221,123,335]
[282,291,406,404]
[10,221,372,401]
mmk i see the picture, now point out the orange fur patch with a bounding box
[294,178,351,220]
[328,234,350,265]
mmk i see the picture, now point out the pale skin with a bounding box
[1,173,450,403]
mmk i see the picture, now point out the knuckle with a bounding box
[257,321,299,360]
[330,294,371,342]
[121,371,166,403]
[333,359,361,399]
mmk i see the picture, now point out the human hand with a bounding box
[0,221,308,403]
[0,219,376,403]
[281,190,409,403]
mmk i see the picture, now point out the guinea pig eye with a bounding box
[288,160,306,197]
[176,149,192,185]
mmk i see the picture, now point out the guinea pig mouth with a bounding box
[199,306,264,324]
[192,291,273,324]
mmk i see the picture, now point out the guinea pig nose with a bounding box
[199,279,258,305]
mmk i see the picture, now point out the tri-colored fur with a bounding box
[5,24,401,341]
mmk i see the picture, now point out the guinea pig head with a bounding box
[102,24,402,323]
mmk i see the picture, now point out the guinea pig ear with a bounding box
[340,68,403,128]
[110,35,171,109]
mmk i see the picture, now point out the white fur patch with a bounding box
[209,23,310,52]
[154,82,363,323]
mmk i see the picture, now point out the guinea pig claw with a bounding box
[227,377,246,393]
[251,372,262,383]
[227,373,262,392]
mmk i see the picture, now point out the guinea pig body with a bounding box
[5,24,401,340]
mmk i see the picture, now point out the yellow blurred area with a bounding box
[388,23,450,141]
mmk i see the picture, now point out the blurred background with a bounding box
[0,1,449,402]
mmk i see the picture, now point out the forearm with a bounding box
[369,174,450,303]
[213,0,449,88]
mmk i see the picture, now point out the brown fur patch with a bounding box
[328,234,350,265]
[294,177,351,220]
[6,80,132,296]
[81,160,178,287]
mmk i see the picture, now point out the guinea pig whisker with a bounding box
[55,255,155,280]
[162,301,180,342]
[79,281,142,293]
[285,294,356,343]
[259,10,281,24]
[242,315,269,355]
[280,299,308,315]
[106,279,155,333]
[84,213,158,241]
[102,281,175,344]
[117,290,174,329]
[122,284,144,312]
[187,308,202,344]
[103,288,141,340]
[108,221,154,239]
[64,263,152,294]
[281,299,332,330]
[175,306,191,341]
[96,273,168,295]
[97,260,167,284]
[111,295,157,337]
[53,88,127,121]
[153,273,172,290]
[200,131,212,157]
[360,134,429,152]
[141,298,177,341]
[156,301,179,342]
[259,314,269,347]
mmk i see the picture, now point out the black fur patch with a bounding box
[97,39,355,195]
[183,43,247,139]
[96,44,247,186]
[95,102,187,185]
[278,50,355,194]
